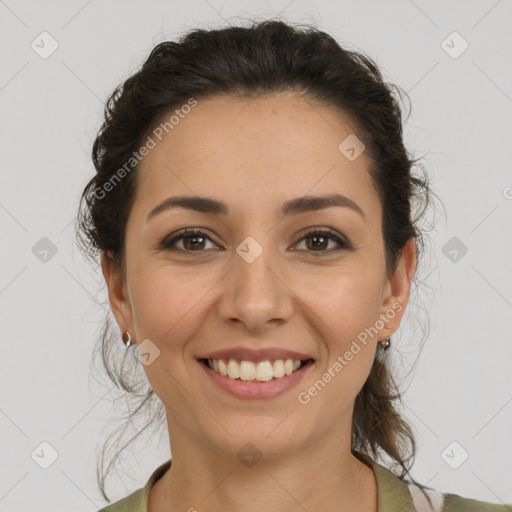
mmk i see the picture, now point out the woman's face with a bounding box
[102,92,415,461]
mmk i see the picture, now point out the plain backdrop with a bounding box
[0,1,511,510]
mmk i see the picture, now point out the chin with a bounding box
[204,418,307,461]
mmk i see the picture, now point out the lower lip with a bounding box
[197,359,314,400]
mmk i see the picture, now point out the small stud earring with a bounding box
[122,331,132,348]
[378,337,391,349]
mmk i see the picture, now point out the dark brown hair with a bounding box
[76,19,438,503]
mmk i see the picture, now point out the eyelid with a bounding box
[157,227,218,251]
[158,226,351,253]
[292,226,350,252]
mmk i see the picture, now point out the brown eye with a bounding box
[159,229,216,252]
[294,228,349,254]
[158,227,350,255]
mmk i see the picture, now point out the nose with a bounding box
[217,241,294,333]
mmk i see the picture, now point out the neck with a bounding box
[148,420,377,512]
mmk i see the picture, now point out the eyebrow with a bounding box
[146,193,365,222]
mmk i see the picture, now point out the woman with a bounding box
[76,19,510,512]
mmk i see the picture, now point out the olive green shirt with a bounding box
[97,452,511,511]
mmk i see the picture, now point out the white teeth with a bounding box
[218,359,228,376]
[227,359,240,379]
[239,361,255,381]
[256,361,273,382]
[273,359,285,378]
[206,358,308,381]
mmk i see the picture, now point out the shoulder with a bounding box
[405,482,512,512]
[442,492,512,512]
[96,488,145,512]
[358,451,511,512]
[96,459,172,512]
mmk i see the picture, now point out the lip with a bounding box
[197,347,314,363]
[197,358,315,400]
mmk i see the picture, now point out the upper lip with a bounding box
[198,347,315,363]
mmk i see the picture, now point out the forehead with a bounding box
[134,93,377,220]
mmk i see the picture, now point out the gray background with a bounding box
[1,0,511,510]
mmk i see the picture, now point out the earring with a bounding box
[122,331,132,348]
[378,337,391,349]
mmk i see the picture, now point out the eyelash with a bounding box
[159,227,350,255]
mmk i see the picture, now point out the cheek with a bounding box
[128,265,211,351]
[295,264,383,339]
[297,274,379,415]
[126,268,211,410]
[295,266,381,389]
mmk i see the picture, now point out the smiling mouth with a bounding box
[198,357,314,382]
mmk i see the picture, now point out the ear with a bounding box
[100,250,134,342]
[376,237,417,340]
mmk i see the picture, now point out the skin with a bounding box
[101,92,417,512]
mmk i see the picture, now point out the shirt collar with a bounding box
[354,450,416,512]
